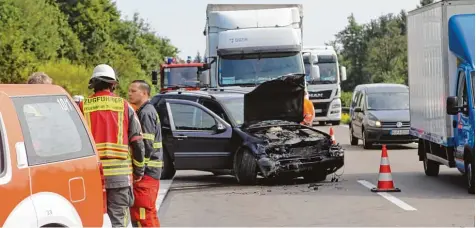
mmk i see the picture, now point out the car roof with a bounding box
[353,83,408,94]
[158,88,246,100]
[0,84,71,97]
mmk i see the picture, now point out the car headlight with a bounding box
[367,120,381,127]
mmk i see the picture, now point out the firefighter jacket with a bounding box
[80,90,145,189]
[136,101,163,180]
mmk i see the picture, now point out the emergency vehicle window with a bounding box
[12,95,95,166]
[169,103,216,131]
[0,120,5,175]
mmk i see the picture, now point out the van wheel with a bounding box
[233,149,257,185]
[423,152,439,176]
[160,149,176,180]
[362,129,372,149]
[465,151,475,194]
[349,126,358,146]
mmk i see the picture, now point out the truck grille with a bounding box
[381,121,410,128]
[313,102,329,117]
[308,90,333,100]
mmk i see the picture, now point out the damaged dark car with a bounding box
[151,75,344,185]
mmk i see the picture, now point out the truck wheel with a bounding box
[160,149,176,180]
[423,153,439,176]
[465,152,475,194]
[233,149,257,185]
[349,126,358,146]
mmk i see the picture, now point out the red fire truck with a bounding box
[152,57,209,93]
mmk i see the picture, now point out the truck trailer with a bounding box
[303,46,347,125]
[201,4,319,90]
[407,0,474,194]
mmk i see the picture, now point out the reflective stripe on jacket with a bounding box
[136,101,163,180]
[80,90,145,188]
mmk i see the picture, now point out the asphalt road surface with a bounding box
[158,125,475,227]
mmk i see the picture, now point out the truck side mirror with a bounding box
[199,70,210,87]
[446,96,460,115]
[151,70,158,85]
[340,66,347,81]
[309,65,320,81]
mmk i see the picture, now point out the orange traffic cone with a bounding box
[329,127,336,144]
[371,144,401,192]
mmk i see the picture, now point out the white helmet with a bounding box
[90,64,117,82]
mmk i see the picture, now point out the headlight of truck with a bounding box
[331,103,341,109]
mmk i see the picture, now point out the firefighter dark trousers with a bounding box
[107,186,134,227]
[130,175,160,227]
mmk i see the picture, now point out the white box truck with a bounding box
[200,4,319,90]
[302,46,347,125]
[407,0,475,193]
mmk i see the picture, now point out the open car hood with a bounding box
[244,75,305,126]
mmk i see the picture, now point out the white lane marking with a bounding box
[156,179,174,209]
[357,180,417,211]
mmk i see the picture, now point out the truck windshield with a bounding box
[304,55,338,84]
[163,67,199,88]
[366,92,409,110]
[218,52,303,86]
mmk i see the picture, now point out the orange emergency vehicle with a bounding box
[152,56,208,93]
[0,84,110,227]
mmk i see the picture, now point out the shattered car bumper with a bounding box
[257,144,344,178]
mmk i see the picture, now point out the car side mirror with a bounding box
[340,66,347,81]
[212,121,227,134]
[354,107,362,113]
[446,96,460,115]
[151,70,158,85]
[309,65,320,81]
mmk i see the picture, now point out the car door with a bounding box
[352,92,364,138]
[11,95,104,227]
[164,99,233,170]
[0,93,37,227]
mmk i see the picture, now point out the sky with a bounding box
[113,0,421,59]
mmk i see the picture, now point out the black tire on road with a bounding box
[350,126,358,146]
[160,149,176,180]
[362,129,372,149]
[423,152,439,176]
[331,121,340,126]
[465,151,475,194]
[233,149,257,185]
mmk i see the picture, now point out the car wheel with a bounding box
[233,149,257,185]
[349,126,358,146]
[160,148,176,180]
[362,129,372,149]
[302,169,327,183]
[423,152,439,177]
[465,153,475,194]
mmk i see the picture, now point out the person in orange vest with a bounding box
[128,80,163,227]
[302,90,315,126]
[79,64,146,227]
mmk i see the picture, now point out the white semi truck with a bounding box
[200,4,319,89]
[302,46,347,125]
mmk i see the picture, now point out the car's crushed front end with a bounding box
[245,121,344,178]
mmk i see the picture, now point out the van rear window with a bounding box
[12,95,95,166]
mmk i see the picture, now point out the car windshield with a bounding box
[303,54,338,84]
[218,52,304,86]
[366,92,409,110]
[163,67,199,88]
[219,97,244,126]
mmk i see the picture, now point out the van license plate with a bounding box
[390,130,409,135]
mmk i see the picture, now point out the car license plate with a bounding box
[390,129,409,135]
[316,109,322,113]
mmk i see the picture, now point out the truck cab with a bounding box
[201,4,319,90]
[302,46,347,125]
[152,57,209,93]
